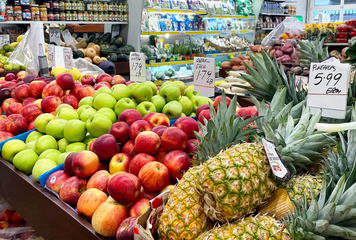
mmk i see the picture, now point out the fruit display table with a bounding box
[0,157,108,240]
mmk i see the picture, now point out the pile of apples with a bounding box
[0,209,26,229]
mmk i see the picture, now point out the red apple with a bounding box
[56,73,75,90]
[129,120,152,142]
[20,103,42,123]
[161,127,188,152]
[87,170,111,194]
[129,153,155,177]
[11,89,16,99]
[72,151,100,178]
[0,88,12,102]
[107,173,141,204]
[138,186,157,200]
[238,106,258,119]
[174,117,199,139]
[5,73,16,81]
[4,114,28,135]
[116,216,137,240]
[62,94,79,109]
[163,150,191,180]
[0,131,14,142]
[46,170,71,193]
[198,109,211,124]
[14,85,30,102]
[196,104,210,118]
[22,97,37,106]
[0,121,5,131]
[185,139,199,156]
[1,81,17,90]
[94,81,111,90]
[0,209,13,221]
[77,188,107,220]
[152,125,168,137]
[121,140,135,158]
[138,162,169,192]
[91,134,120,161]
[10,212,24,224]
[0,221,10,229]
[143,112,155,122]
[27,121,36,131]
[109,121,130,145]
[126,81,136,86]
[16,71,27,79]
[69,83,83,98]
[41,96,62,113]
[2,98,19,113]
[111,75,126,85]
[109,153,131,174]
[128,198,150,217]
[213,95,232,109]
[118,109,142,126]
[154,147,168,164]
[81,74,96,86]
[96,73,112,84]
[42,83,64,98]
[6,102,23,116]
[64,152,78,176]
[28,81,47,98]
[134,131,160,156]
[77,87,95,100]
[147,113,170,128]
[98,162,109,171]
[59,176,87,207]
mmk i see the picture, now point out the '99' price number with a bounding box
[131,62,142,78]
[196,70,213,85]
[313,72,343,94]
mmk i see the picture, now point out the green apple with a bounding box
[159,83,181,102]
[174,81,185,95]
[144,81,158,95]
[78,97,94,108]
[55,104,74,115]
[114,98,135,116]
[65,142,86,153]
[83,134,93,144]
[136,101,156,117]
[97,108,117,123]
[151,95,166,113]
[160,81,174,89]
[191,96,213,111]
[80,108,97,122]
[26,131,43,143]
[162,101,183,120]
[56,108,79,121]
[189,112,196,117]
[64,120,87,143]
[25,140,37,151]
[32,159,58,182]
[131,83,153,103]
[34,113,55,133]
[178,96,193,116]
[112,84,131,100]
[93,93,117,110]
[86,114,112,138]
[39,149,61,162]
[58,138,69,152]
[35,135,58,155]
[76,105,92,116]
[132,98,138,108]
[86,138,97,150]
[185,88,200,99]
[128,83,139,91]
[57,152,72,165]
[45,119,67,139]
[13,149,38,175]
[180,113,186,117]
[2,140,26,162]
[94,87,112,98]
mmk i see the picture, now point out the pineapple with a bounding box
[295,38,329,67]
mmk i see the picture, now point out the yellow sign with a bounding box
[258,189,294,220]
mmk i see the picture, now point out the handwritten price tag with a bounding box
[130,52,146,82]
[0,35,10,49]
[62,29,77,51]
[193,57,215,95]
[307,62,351,119]
[111,24,120,39]
[49,27,61,46]
[63,47,73,70]
[47,44,55,67]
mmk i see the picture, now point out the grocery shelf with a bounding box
[141,31,207,35]
[265,0,298,2]
[206,15,256,19]
[206,51,249,57]
[258,28,274,31]
[207,30,255,34]
[323,43,349,46]
[0,21,128,25]
[146,60,194,67]
[145,8,207,14]
[0,157,107,240]
[260,13,293,16]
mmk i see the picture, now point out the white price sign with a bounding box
[111,25,120,39]
[307,62,351,119]
[47,44,55,67]
[61,29,77,51]
[262,138,288,180]
[193,57,215,95]
[49,27,61,46]
[0,35,10,49]
[129,52,146,82]
[63,47,73,70]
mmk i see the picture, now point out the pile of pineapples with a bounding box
[157,41,356,240]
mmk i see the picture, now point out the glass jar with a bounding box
[93,1,98,11]
[39,5,48,21]
[6,5,13,21]
[118,3,122,12]
[71,0,77,11]
[123,13,128,22]
[59,0,65,11]
[77,1,83,11]
[22,5,31,20]
[14,6,22,20]
[108,2,112,11]
[45,0,52,9]
[83,11,88,21]
[103,2,108,11]
[65,0,71,10]
[30,4,39,21]
[123,3,128,12]
[93,11,98,21]
[21,0,30,5]
[104,11,109,21]
[98,1,103,11]
[98,11,103,21]
[66,10,71,20]
[47,10,53,20]
[77,11,83,20]
[86,1,93,11]
[53,9,59,20]
[88,11,93,21]
[29,0,36,5]
[52,0,59,10]
[72,11,77,20]
[59,11,65,20]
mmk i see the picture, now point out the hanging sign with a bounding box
[62,29,77,51]
[63,47,73,70]
[49,27,61,46]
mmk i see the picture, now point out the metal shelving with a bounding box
[0,21,127,24]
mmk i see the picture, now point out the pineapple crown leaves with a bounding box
[193,91,259,164]
[296,38,329,63]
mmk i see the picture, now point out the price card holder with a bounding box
[130,52,146,82]
[0,35,10,49]
[54,46,65,68]
[193,57,215,95]
[61,29,77,51]
[307,62,351,119]
[49,27,61,46]
[47,44,55,68]
[63,47,73,70]
[111,24,120,39]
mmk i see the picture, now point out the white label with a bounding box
[54,46,65,68]
[111,24,120,39]
[62,29,77,51]
[179,32,186,35]
[262,138,288,179]
[83,33,88,39]
[307,62,351,119]
[47,44,55,68]
[130,52,146,82]
[193,57,215,95]
[295,75,308,84]
[63,47,74,70]
[49,27,61,46]
[50,176,57,184]
[0,35,10,49]
[322,56,340,64]
[221,30,232,35]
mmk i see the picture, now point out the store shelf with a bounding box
[260,13,293,16]
[207,30,255,34]
[264,0,298,2]
[206,51,249,57]
[145,8,207,14]
[141,31,207,35]
[0,21,128,25]
[146,60,194,67]
[0,157,108,240]
[206,15,256,19]
[323,43,349,46]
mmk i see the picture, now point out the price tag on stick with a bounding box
[63,47,73,70]
[193,57,215,95]
[49,27,61,46]
[129,52,146,82]
[307,62,351,119]
[62,29,77,51]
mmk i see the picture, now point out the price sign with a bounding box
[0,35,10,49]
[47,44,55,67]
[63,47,73,70]
[193,57,215,95]
[49,27,61,46]
[130,52,146,82]
[307,62,351,119]
[62,29,77,51]
[111,24,120,39]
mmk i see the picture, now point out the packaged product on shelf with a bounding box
[186,15,195,30]
[178,0,189,9]
[206,18,218,30]
[170,0,180,9]
[206,0,215,15]
[152,0,160,8]
[197,0,205,10]
[149,16,161,31]
[161,0,170,9]
[189,0,203,10]
[214,0,223,15]
[221,0,229,15]
[228,0,236,15]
